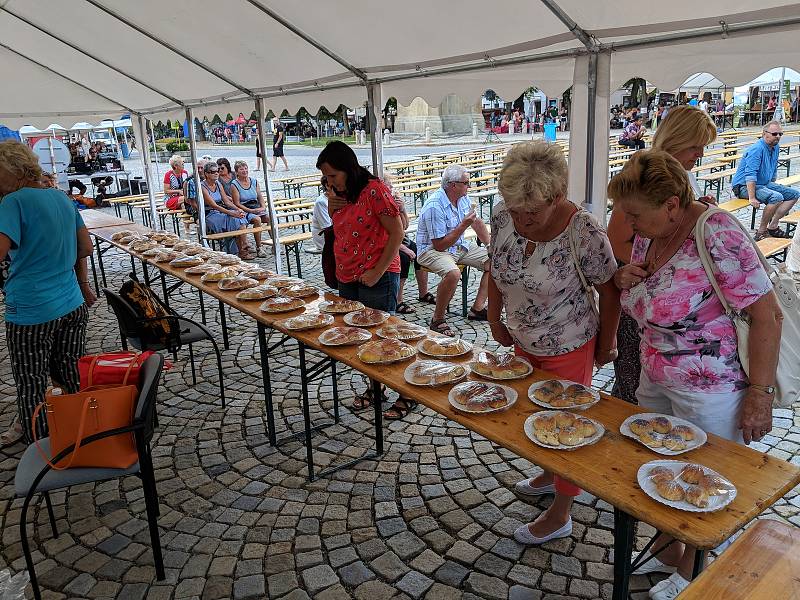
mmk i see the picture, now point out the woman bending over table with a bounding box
[488,141,620,544]
[200,162,251,259]
[609,150,781,600]
[230,160,269,258]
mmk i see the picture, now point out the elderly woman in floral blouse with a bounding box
[487,141,620,544]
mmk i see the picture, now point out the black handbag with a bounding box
[321,226,338,290]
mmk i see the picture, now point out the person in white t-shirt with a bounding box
[699,99,709,113]
[310,176,331,252]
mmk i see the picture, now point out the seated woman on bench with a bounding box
[230,160,269,258]
[200,162,252,259]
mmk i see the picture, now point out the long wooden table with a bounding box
[90,223,800,600]
[80,209,134,230]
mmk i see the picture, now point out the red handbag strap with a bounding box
[33,395,94,471]
[86,352,139,387]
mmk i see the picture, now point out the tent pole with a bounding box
[367,83,384,177]
[585,51,598,207]
[135,114,159,228]
[185,107,207,245]
[255,98,282,274]
[149,120,161,183]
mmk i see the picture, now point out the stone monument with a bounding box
[394,94,484,134]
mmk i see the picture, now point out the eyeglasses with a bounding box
[451,180,470,186]
[206,169,219,173]
[767,131,784,137]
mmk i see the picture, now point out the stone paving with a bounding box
[2,140,800,599]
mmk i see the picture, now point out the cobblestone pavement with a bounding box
[2,144,800,599]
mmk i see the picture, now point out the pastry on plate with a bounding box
[259,296,305,313]
[628,418,653,436]
[656,480,686,502]
[554,412,576,429]
[662,434,687,451]
[418,336,472,357]
[236,285,279,300]
[141,246,164,257]
[574,417,598,438]
[153,250,183,262]
[183,245,207,256]
[319,326,372,345]
[533,414,557,432]
[170,255,204,267]
[218,276,259,291]
[240,267,275,280]
[358,339,416,364]
[671,425,696,441]
[565,384,595,405]
[638,430,663,448]
[111,230,137,242]
[131,239,159,252]
[651,416,673,434]
[171,240,194,251]
[345,308,390,327]
[280,313,334,331]
[266,276,305,289]
[407,360,467,386]
[648,466,675,484]
[549,396,574,408]
[282,283,318,298]
[376,322,428,340]
[679,464,705,484]
[185,262,221,274]
[451,381,508,410]
[532,380,565,403]
[471,351,531,379]
[318,297,365,313]
[685,485,710,508]
[207,254,241,266]
[535,429,561,445]
[160,235,180,247]
[558,426,582,446]
[119,234,145,245]
[201,267,238,282]
[699,474,730,496]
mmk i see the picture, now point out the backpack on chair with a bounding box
[119,273,179,351]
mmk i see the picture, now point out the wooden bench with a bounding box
[203,224,271,252]
[756,237,792,262]
[263,231,313,276]
[681,519,800,600]
[779,210,800,235]
[697,168,736,201]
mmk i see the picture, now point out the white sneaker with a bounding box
[513,518,572,545]
[632,552,678,575]
[514,478,556,496]
[649,573,690,599]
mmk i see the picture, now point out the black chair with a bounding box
[103,288,225,407]
[14,354,165,600]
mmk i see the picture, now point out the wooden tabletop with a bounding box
[91,227,800,549]
[80,209,134,230]
[681,519,800,599]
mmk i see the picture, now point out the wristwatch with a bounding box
[749,384,775,395]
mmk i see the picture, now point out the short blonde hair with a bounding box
[0,140,43,186]
[169,154,184,169]
[233,160,248,171]
[498,141,567,210]
[607,149,694,209]
[652,105,716,156]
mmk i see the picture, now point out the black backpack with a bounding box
[118,274,179,350]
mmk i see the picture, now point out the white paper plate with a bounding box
[318,327,372,346]
[343,310,390,327]
[523,411,605,451]
[376,323,428,341]
[278,313,334,331]
[318,299,365,314]
[417,337,474,358]
[637,460,737,513]
[404,360,470,387]
[620,413,707,456]
[448,382,518,414]
[527,380,600,411]
[470,354,533,380]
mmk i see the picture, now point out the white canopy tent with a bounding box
[3,0,800,244]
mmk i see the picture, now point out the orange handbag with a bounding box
[32,384,139,470]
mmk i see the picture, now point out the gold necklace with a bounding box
[648,210,687,272]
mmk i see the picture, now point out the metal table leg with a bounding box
[218,300,229,350]
[294,242,302,277]
[298,342,316,480]
[612,508,635,600]
[257,322,277,446]
[160,271,170,309]
[89,253,100,292]
[94,237,108,288]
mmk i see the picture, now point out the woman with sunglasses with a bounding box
[200,162,251,259]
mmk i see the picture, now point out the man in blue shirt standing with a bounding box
[731,120,800,240]
[416,164,491,336]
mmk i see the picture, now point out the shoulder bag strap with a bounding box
[566,209,599,315]
[33,395,93,471]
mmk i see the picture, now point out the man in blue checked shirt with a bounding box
[731,120,800,241]
[416,164,491,336]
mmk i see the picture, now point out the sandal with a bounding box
[468,307,488,321]
[383,397,418,421]
[418,292,436,305]
[396,302,415,314]
[430,318,455,337]
[352,386,389,412]
[1,421,24,448]
[767,227,789,239]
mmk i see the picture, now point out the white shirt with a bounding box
[311,193,331,251]
[699,101,709,113]
[687,170,703,198]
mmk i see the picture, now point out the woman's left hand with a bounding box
[594,347,618,368]
[80,282,97,308]
[358,268,383,288]
[739,387,773,444]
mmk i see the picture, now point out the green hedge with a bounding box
[165,141,189,152]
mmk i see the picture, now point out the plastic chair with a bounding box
[103,288,225,407]
[14,354,165,600]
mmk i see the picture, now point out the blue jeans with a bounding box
[735,181,800,205]
[337,272,399,313]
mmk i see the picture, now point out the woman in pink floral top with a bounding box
[609,150,782,598]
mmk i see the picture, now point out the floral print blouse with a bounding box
[620,210,772,393]
[332,179,401,284]
[490,202,616,356]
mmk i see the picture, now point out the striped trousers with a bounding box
[6,304,89,444]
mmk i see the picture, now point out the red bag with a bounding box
[165,195,181,210]
[79,352,154,390]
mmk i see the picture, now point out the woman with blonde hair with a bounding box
[488,141,620,544]
[609,150,781,599]
[606,105,718,404]
[164,154,188,210]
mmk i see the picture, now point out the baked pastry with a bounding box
[558,426,582,446]
[358,339,416,364]
[318,297,365,313]
[685,485,710,508]
[111,230,137,242]
[131,239,159,252]
[471,351,531,379]
[160,235,180,247]
[376,322,428,341]
[451,382,508,411]
[535,429,560,446]
[648,466,675,484]
[574,417,597,438]
[147,230,172,241]
[284,284,319,299]
[260,296,305,313]
[266,276,305,289]
[628,418,653,436]
[319,326,372,345]
[345,308,390,327]
[679,464,705,484]
[119,234,145,245]
[532,380,565,403]
[240,267,275,280]
[218,276,258,291]
[185,263,221,274]
[671,425,696,441]
[153,250,183,262]
[638,430,663,448]
[656,480,686,502]
[141,246,164,257]
[662,434,687,451]
[532,414,557,432]
[549,396,574,408]
[407,360,467,386]
[280,313,334,331]
[207,254,241,266]
[170,255,204,268]
[201,267,239,282]
[699,474,730,496]
[171,240,193,251]
[183,245,207,256]
[236,285,279,300]
[419,336,471,357]
[565,384,595,405]
[554,412,576,429]
[651,416,673,434]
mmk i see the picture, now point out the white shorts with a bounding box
[635,370,745,443]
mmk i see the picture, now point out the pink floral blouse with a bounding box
[620,210,772,392]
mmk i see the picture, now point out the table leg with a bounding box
[94,237,108,288]
[257,322,277,446]
[198,290,207,325]
[294,243,302,278]
[298,342,316,481]
[89,253,100,293]
[331,359,339,423]
[371,378,384,455]
[130,255,137,278]
[612,508,635,600]
[692,549,706,578]
[160,271,170,309]
[143,261,151,286]
[285,245,293,277]
[218,300,230,350]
